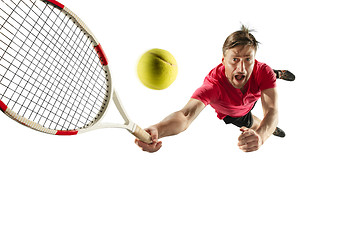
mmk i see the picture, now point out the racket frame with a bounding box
[0,0,152,143]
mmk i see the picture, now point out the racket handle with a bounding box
[132,124,152,144]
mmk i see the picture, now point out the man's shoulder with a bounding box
[204,63,226,86]
[254,60,273,74]
[207,63,225,78]
[253,60,277,90]
[254,60,271,70]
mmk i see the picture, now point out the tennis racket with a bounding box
[0,0,152,143]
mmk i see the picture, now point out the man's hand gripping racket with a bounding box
[0,0,152,143]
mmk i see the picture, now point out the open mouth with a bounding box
[235,75,245,82]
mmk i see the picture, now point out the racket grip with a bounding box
[132,124,152,144]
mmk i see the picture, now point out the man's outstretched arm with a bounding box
[135,98,205,153]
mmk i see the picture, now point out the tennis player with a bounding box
[135,25,295,153]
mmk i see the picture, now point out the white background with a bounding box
[1,0,360,239]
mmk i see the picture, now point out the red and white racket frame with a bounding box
[0,0,152,143]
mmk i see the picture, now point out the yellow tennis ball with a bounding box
[137,48,178,90]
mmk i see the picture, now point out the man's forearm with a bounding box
[151,99,205,140]
[153,111,190,139]
[256,109,278,143]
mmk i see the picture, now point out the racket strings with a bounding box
[0,0,109,130]
[1,2,100,126]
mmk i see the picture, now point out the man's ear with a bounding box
[222,54,225,65]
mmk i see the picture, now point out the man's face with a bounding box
[222,45,256,90]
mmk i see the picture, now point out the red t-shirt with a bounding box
[191,60,276,119]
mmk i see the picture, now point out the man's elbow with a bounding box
[179,109,196,131]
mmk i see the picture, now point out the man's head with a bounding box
[222,25,259,90]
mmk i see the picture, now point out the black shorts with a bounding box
[223,102,256,128]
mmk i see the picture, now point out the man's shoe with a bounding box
[273,127,286,138]
[273,70,295,81]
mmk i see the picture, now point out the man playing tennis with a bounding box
[135,25,294,153]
